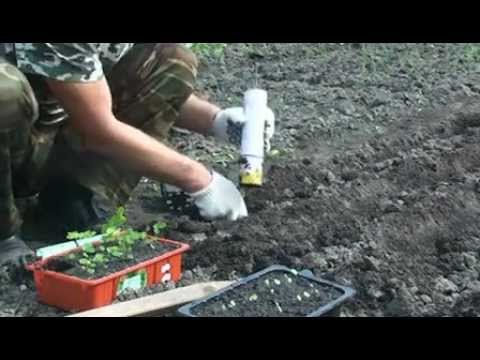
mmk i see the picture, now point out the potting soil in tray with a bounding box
[190,270,344,317]
[46,240,179,280]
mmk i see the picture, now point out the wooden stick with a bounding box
[68,281,233,317]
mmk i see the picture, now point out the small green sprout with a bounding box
[188,43,227,60]
[92,254,106,264]
[67,230,97,240]
[107,246,123,258]
[78,258,96,275]
[78,258,90,266]
[67,254,77,261]
[153,222,168,236]
[101,207,127,234]
[228,300,236,308]
[270,149,280,157]
[83,243,96,254]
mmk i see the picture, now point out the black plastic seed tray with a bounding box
[177,265,356,317]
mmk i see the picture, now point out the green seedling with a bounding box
[78,258,96,275]
[65,207,161,276]
[83,243,96,255]
[106,246,123,258]
[102,207,127,234]
[189,43,227,60]
[153,222,168,236]
[67,230,97,241]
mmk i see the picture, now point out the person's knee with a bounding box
[169,44,199,78]
[0,62,38,131]
[157,44,199,106]
[138,43,198,81]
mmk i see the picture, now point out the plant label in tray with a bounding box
[117,270,148,295]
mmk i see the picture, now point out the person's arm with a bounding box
[47,78,211,193]
[177,94,221,135]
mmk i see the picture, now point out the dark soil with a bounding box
[190,269,344,317]
[3,43,480,317]
[46,239,178,280]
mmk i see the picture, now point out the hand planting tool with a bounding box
[240,89,269,187]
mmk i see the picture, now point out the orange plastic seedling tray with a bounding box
[26,237,190,312]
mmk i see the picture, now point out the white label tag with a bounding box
[117,270,147,295]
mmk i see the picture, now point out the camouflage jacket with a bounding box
[6,43,135,82]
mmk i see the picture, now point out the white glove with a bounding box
[211,107,275,152]
[188,171,248,221]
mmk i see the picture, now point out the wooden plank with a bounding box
[68,281,233,317]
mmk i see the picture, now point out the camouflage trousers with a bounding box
[0,43,198,238]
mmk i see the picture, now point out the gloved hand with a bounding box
[188,171,248,221]
[211,107,275,152]
[0,235,34,267]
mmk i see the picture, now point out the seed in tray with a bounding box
[275,302,283,313]
[315,289,320,294]
[222,304,227,311]
[309,283,314,288]
[291,270,299,276]
[265,279,270,286]
[303,291,311,298]
[274,279,281,285]
[270,288,275,294]
[228,300,236,308]
[297,295,302,301]
[249,294,258,301]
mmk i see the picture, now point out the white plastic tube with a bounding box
[240,89,268,186]
[35,235,103,259]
